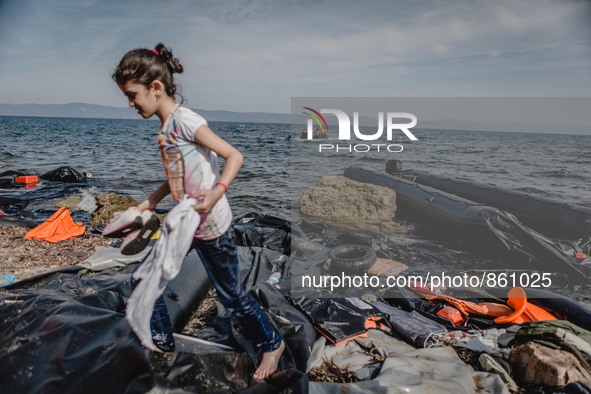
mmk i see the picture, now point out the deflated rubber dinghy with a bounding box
[401,169,591,240]
[343,165,590,283]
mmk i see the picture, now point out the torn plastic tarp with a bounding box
[291,294,390,345]
[0,249,211,393]
[237,246,289,291]
[163,337,255,392]
[233,212,294,292]
[189,283,313,392]
[234,212,291,255]
[40,166,88,183]
[166,346,307,394]
[0,269,154,393]
[0,166,93,224]
[251,283,317,372]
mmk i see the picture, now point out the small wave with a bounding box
[514,187,553,196]
[77,190,98,212]
[533,170,589,181]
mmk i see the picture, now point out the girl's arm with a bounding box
[191,125,243,213]
[137,181,170,210]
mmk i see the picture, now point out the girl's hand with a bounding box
[190,186,225,213]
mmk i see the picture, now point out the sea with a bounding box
[1,115,590,217]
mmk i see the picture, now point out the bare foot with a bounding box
[253,340,285,381]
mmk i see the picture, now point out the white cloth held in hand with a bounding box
[125,196,200,350]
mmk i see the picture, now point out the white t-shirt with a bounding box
[158,106,232,240]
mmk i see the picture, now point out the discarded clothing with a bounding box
[516,320,591,347]
[432,328,509,357]
[479,353,519,393]
[309,345,510,394]
[80,245,151,271]
[126,196,200,351]
[372,300,446,348]
[25,207,85,242]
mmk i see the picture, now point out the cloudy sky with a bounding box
[0,0,589,113]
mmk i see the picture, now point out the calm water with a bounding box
[1,115,590,218]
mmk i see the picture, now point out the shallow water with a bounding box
[1,116,590,216]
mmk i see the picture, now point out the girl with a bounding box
[112,43,284,381]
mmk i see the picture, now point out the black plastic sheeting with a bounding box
[0,166,88,186]
[291,295,388,344]
[39,166,88,183]
[0,251,210,393]
[188,283,314,392]
[234,212,291,256]
[344,165,591,283]
[0,268,155,393]
[5,203,591,392]
[1,212,315,393]
[1,166,94,224]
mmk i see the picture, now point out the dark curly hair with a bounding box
[112,43,184,101]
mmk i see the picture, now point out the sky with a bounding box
[0,0,590,114]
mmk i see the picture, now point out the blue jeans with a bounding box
[133,226,282,353]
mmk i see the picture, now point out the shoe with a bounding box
[102,207,144,238]
[152,332,175,353]
[121,211,160,255]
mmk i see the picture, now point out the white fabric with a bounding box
[125,196,200,350]
[80,245,151,271]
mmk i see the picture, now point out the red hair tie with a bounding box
[151,49,159,56]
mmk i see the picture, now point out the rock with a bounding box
[91,193,139,226]
[509,341,591,387]
[299,176,397,222]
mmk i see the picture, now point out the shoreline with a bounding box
[0,224,112,281]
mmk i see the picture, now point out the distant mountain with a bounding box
[1,103,588,134]
[0,103,291,124]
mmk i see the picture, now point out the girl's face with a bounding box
[118,80,160,119]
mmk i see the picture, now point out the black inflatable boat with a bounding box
[344,164,590,282]
[401,169,591,240]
